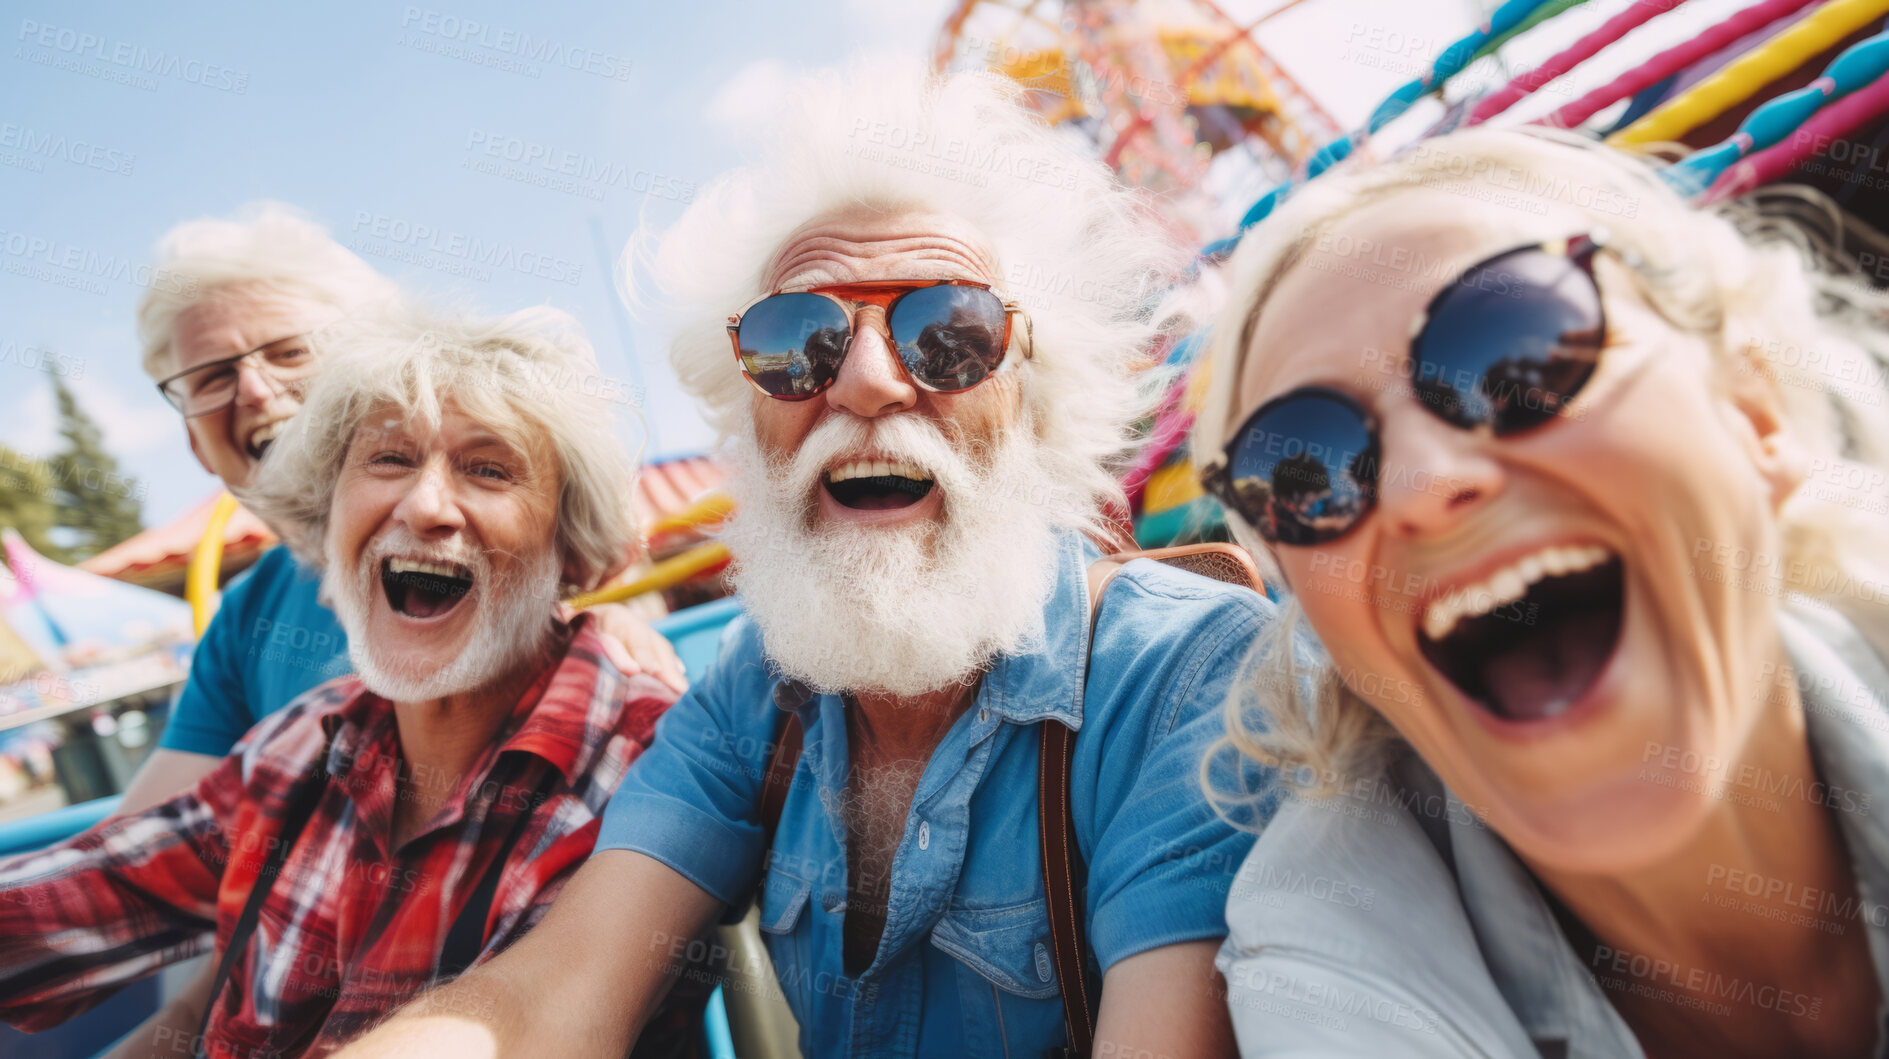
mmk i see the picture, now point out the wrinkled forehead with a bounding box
[174,283,335,364]
[1235,191,1561,411]
[762,206,1003,292]
[348,395,548,468]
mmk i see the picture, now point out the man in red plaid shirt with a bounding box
[0,308,702,1057]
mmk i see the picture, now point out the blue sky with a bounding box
[0,0,1737,529]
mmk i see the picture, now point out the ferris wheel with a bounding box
[933,0,1346,232]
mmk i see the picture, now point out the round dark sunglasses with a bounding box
[727,279,1032,400]
[1202,234,1619,546]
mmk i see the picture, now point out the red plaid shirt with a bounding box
[0,618,682,1057]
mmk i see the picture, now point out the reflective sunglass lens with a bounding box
[887,284,1007,392]
[1227,391,1378,546]
[736,293,851,397]
[1409,248,1604,435]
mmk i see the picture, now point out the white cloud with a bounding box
[705,58,796,141]
[703,0,955,142]
[842,0,954,55]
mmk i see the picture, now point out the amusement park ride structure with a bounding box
[939,0,1889,549]
[933,0,1347,234]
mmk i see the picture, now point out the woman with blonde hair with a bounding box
[1195,127,1889,1057]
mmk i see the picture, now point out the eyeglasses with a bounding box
[727,279,1031,400]
[1202,235,1618,546]
[154,333,319,417]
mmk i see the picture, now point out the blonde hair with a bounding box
[1196,127,1889,800]
[237,307,638,595]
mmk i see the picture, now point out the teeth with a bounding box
[248,420,287,451]
[386,558,472,581]
[1420,543,1612,643]
[825,458,932,484]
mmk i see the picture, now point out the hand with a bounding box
[568,601,689,694]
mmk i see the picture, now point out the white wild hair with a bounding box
[633,59,1195,535]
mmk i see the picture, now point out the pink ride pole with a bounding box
[1535,0,1820,130]
[1701,72,1889,202]
[1468,0,1694,126]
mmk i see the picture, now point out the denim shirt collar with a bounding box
[1444,601,1889,1056]
[977,531,1104,729]
[769,530,1104,730]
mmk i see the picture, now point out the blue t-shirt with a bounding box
[597,531,1278,1057]
[158,545,351,757]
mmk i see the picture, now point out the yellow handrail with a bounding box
[187,493,240,637]
[647,492,734,539]
[1609,0,1889,147]
[567,542,732,611]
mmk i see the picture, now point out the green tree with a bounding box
[0,443,62,559]
[47,377,143,561]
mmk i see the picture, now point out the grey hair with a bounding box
[633,59,1194,534]
[137,202,400,381]
[1196,126,1889,800]
[236,307,639,594]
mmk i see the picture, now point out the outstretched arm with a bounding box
[0,774,234,1030]
[336,849,722,1059]
[1094,942,1236,1058]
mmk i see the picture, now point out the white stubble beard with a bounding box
[323,525,564,703]
[720,413,1087,697]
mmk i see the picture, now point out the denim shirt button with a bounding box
[822,892,847,914]
[918,820,931,850]
[1034,942,1054,983]
[978,707,990,724]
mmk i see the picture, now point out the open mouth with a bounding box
[379,557,474,619]
[1417,544,1625,723]
[245,420,287,461]
[822,458,936,511]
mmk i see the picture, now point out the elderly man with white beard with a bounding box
[339,65,1278,1059]
[0,311,709,1057]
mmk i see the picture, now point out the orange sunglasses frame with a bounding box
[726,278,1032,400]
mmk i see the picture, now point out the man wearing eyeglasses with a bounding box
[121,204,687,816]
[98,205,692,1057]
[341,64,1276,1059]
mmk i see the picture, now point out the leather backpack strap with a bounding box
[1121,542,1264,594]
[1040,546,1263,1058]
[760,709,804,847]
[1039,720,1094,1059]
[1038,558,1124,1058]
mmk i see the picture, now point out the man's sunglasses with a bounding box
[727,279,1032,400]
[155,333,318,418]
[1202,235,1618,546]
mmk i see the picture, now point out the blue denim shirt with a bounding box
[598,531,1275,1056]
[1219,599,1889,1058]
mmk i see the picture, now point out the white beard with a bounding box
[323,525,562,703]
[720,414,1085,697]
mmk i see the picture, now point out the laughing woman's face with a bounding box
[1233,191,1807,874]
